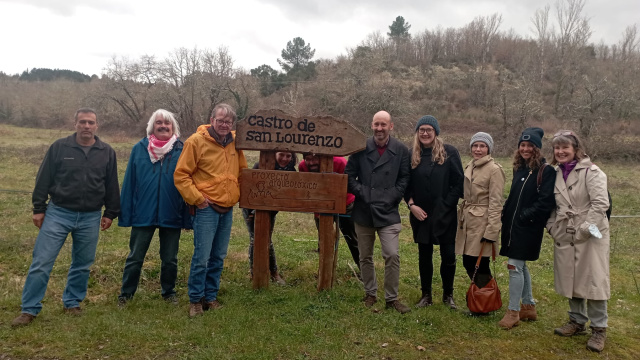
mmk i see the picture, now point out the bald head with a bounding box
[371,110,393,145]
[373,111,391,122]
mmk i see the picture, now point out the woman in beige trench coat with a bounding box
[547,130,610,353]
[455,132,505,313]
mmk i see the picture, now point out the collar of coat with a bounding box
[365,136,402,168]
[464,154,495,179]
[65,133,106,150]
[554,156,593,203]
[197,124,235,147]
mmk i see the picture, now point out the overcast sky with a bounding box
[0,0,637,76]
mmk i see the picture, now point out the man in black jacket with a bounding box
[12,108,120,327]
[345,110,411,314]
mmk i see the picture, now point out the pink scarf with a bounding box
[148,134,177,163]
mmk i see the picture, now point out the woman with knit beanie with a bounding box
[498,127,556,329]
[455,132,505,315]
[404,115,464,309]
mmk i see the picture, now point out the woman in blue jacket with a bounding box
[118,109,190,305]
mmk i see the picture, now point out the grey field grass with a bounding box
[1,124,639,359]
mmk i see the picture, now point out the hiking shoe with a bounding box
[189,302,204,318]
[519,304,537,321]
[442,293,457,310]
[362,294,377,308]
[498,309,520,329]
[586,327,607,352]
[386,300,411,314]
[11,313,36,328]
[63,306,83,316]
[164,295,178,305]
[415,294,433,308]
[554,320,587,336]
[202,299,223,311]
[270,272,286,286]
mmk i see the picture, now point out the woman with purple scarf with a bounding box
[546,130,610,353]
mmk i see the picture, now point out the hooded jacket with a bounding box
[174,125,248,207]
[500,159,556,261]
[119,137,190,229]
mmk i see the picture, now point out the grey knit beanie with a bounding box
[470,132,494,154]
[415,115,440,135]
[519,127,544,149]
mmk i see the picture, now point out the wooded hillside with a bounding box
[1,0,638,158]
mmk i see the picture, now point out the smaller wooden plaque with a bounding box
[240,169,347,214]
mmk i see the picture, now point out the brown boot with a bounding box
[554,320,587,336]
[362,294,377,308]
[586,327,607,352]
[498,309,520,329]
[189,302,204,318]
[202,299,223,311]
[519,304,537,321]
[63,306,83,316]
[11,313,36,328]
[386,300,411,314]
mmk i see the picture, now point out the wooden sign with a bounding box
[240,169,347,214]
[236,110,366,156]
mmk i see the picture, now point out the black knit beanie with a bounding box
[519,127,544,149]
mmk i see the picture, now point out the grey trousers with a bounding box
[569,297,608,328]
[355,222,402,302]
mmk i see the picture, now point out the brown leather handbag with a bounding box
[466,242,502,314]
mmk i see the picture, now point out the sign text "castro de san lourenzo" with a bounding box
[235,110,366,156]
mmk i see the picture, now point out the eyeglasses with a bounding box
[418,128,435,135]
[553,130,575,138]
[215,118,233,126]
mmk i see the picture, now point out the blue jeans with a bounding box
[188,206,233,303]
[507,258,535,311]
[21,202,101,315]
[120,226,181,299]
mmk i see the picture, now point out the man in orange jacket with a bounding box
[174,103,248,318]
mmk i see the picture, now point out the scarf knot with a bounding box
[148,134,177,163]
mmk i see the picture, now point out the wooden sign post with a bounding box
[236,110,366,291]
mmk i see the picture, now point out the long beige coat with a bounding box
[546,156,610,300]
[455,155,505,257]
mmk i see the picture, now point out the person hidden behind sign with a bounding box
[299,153,361,278]
[242,151,298,286]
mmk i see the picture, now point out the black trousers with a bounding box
[418,241,456,295]
[462,254,492,288]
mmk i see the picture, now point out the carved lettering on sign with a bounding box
[236,110,366,156]
[239,169,347,213]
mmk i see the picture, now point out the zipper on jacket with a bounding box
[508,170,532,247]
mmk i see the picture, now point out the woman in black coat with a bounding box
[498,128,556,329]
[404,115,464,309]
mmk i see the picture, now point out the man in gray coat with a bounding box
[345,110,411,313]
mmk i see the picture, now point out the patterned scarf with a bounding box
[148,134,177,163]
